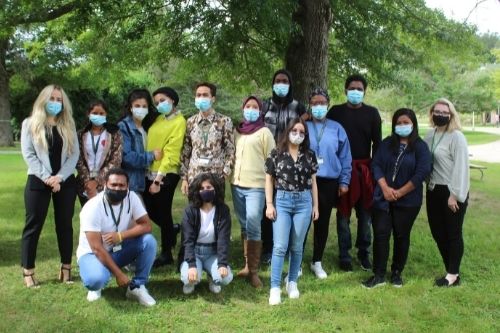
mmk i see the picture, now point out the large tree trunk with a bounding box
[285,0,332,104]
[0,37,13,146]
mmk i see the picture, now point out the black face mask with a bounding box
[433,115,450,127]
[105,188,127,203]
[199,189,215,203]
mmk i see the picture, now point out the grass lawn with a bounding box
[0,154,498,333]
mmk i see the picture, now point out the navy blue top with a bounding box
[372,136,431,210]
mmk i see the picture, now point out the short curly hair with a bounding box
[188,173,225,208]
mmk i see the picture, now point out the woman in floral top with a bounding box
[265,118,319,305]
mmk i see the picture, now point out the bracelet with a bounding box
[117,232,122,243]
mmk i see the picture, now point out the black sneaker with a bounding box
[362,275,386,289]
[435,275,460,287]
[390,271,403,287]
[153,252,174,268]
[339,261,353,272]
[261,252,272,265]
[358,255,372,271]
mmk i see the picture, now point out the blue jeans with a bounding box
[336,201,371,262]
[78,234,157,290]
[271,190,312,288]
[180,244,233,286]
[231,185,265,240]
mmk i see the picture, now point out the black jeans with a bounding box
[426,185,468,274]
[306,177,339,262]
[372,205,420,276]
[21,175,77,269]
[143,173,180,254]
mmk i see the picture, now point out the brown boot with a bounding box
[237,237,249,277]
[247,240,263,288]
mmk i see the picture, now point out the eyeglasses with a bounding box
[433,111,451,117]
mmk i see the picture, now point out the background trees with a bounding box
[1,0,498,145]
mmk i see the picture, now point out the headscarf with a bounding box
[237,95,265,135]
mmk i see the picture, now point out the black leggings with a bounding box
[143,173,180,253]
[21,175,77,269]
[426,185,468,274]
[372,205,420,276]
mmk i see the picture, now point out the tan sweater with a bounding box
[232,127,275,188]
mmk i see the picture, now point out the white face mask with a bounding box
[289,132,305,145]
[132,107,148,121]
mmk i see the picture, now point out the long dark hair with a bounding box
[121,88,158,131]
[390,108,419,152]
[188,173,225,208]
[277,118,311,155]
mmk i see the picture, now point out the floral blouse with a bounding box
[265,148,318,191]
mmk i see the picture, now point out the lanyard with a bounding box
[430,129,445,161]
[391,145,407,182]
[312,119,327,151]
[91,131,102,171]
[108,201,124,231]
[199,119,212,147]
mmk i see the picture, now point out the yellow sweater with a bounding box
[147,112,187,175]
[232,127,275,188]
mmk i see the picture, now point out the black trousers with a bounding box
[308,177,339,262]
[143,173,180,254]
[21,175,77,269]
[372,205,420,276]
[426,185,468,274]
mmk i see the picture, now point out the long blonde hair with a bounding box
[30,85,76,153]
[429,98,461,132]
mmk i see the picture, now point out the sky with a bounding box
[425,0,500,34]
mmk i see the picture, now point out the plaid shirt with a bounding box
[180,111,235,183]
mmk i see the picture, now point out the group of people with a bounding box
[19,70,470,307]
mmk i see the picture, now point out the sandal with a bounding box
[23,270,40,289]
[59,265,73,284]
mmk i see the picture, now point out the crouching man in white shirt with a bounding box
[76,168,157,306]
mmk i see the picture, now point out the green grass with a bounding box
[0,155,499,332]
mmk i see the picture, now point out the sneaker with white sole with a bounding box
[182,283,195,295]
[87,289,102,302]
[126,285,156,307]
[286,281,300,299]
[310,262,328,279]
[269,287,281,305]
[208,276,221,294]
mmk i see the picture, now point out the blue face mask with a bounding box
[395,124,413,137]
[45,101,63,116]
[89,114,106,126]
[311,105,328,119]
[195,98,212,112]
[157,100,173,114]
[273,83,289,97]
[243,108,260,122]
[346,90,364,105]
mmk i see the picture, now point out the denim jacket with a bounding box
[118,116,154,192]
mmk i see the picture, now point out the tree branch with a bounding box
[8,1,80,26]
[464,0,489,24]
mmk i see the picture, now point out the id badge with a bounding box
[317,156,324,165]
[112,244,122,252]
[199,156,210,166]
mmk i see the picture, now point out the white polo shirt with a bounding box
[76,190,147,260]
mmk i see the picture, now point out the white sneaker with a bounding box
[208,276,221,294]
[183,283,195,295]
[87,290,102,302]
[126,285,156,307]
[286,281,300,299]
[284,267,303,284]
[269,287,281,305]
[310,262,328,279]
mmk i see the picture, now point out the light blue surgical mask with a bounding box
[89,114,106,126]
[273,83,289,97]
[311,105,328,119]
[346,90,364,105]
[132,107,148,121]
[45,101,63,116]
[157,100,173,114]
[195,97,212,112]
[395,124,413,137]
[243,108,260,122]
